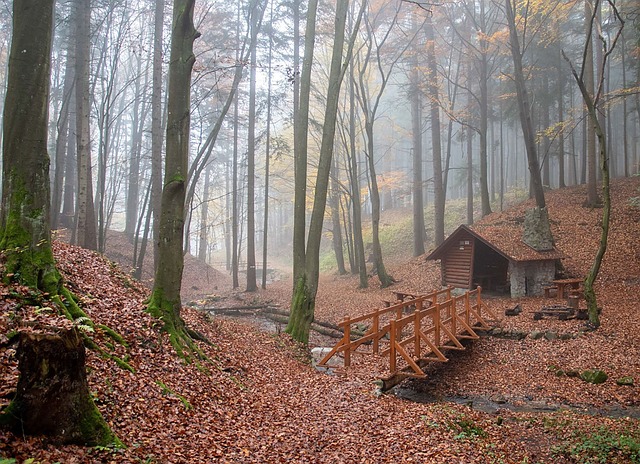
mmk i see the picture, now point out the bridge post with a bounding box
[434,302,441,346]
[465,290,471,326]
[372,311,379,354]
[343,317,351,367]
[451,299,457,335]
[389,319,396,373]
[414,300,422,355]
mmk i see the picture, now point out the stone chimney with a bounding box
[522,207,554,251]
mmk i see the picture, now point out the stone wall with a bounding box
[509,260,556,297]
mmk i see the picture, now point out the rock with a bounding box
[560,333,573,340]
[491,394,507,404]
[505,304,522,316]
[544,331,558,341]
[616,376,634,386]
[530,330,544,340]
[580,369,608,384]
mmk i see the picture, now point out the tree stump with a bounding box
[4,329,118,446]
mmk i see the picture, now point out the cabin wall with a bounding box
[442,237,474,288]
[509,260,556,297]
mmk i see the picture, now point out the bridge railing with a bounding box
[317,287,496,378]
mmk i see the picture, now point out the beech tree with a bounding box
[504,0,546,210]
[563,0,624,328]
[0,0,117,446]
[286,0,363,343]
[147,0,202,356]
[74,0,98,250]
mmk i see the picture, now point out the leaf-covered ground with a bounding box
[1,178,639,463]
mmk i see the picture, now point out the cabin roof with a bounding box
[426,224,566,262]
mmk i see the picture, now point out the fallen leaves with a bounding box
[1,178,639,462]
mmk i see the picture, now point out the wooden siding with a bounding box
[442,235,473,288]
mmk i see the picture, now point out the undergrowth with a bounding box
[551,425,640,463]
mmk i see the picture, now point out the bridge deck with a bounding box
[317,287,497,390]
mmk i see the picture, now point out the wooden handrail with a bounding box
[317,287,493,378]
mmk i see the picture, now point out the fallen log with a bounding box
[202,305,270,312]
[202,305,365,339]
[261,313,345,339]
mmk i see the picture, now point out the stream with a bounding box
[393,386,640,419]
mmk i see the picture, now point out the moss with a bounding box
[0,399,20,427]
[286,275,314,344]
[0,180,61,295]
[77,396,124,448]
[156,380,192,411]
[147,287,204,362]
[97,324,128,347]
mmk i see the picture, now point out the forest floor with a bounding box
[1,177,640,463]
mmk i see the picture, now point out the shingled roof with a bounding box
[426,223,566,262]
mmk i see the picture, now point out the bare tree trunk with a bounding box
[563,0,623,328]
[198,164,211,262]
[557,52,567,188]
[52,25,75,230]
[349,50,367,287]
[231,0,241,289]
[426,15,445,246]
[505,0,546,209]
[61,110,77,230]
[330,153,347,274]
[411,69,425,256]
[125,58,146,240]
[466,126,474,225]
[584,0,600,206]
[287,0,359,343]
[74,0,97,250]
[245,2,260,293]
[147,0,200,356]
[151,0,165,268]
[292,0,318,284]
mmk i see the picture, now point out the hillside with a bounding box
[1,177,639,463]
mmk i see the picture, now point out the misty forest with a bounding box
[1,0,640,462]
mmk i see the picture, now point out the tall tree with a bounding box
[410,65,425,256]
[0,0,118,446]
[291,0,318,285]
[563,0,624,328]
[504,0,546,209]
[245,0,260,293]
[74,0,98,250]
[51,20,75,230]
[347,1,367,287]
[151,0,165,268]
[425,13,445,246]
[262,0,275,289]
[355,1,413,287]
[583,0,600,206]
[147,0,201,356]
[287,0,362,343]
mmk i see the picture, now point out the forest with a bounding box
[1,0,640,462]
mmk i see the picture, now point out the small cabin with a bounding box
[426,224,564,298]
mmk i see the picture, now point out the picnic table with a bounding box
[392,291,418,302]
[552,278,584,298]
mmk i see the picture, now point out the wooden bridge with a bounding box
[317,287,497,389]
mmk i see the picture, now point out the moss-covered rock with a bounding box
[616,376,634,386]
[580,369,608,384]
